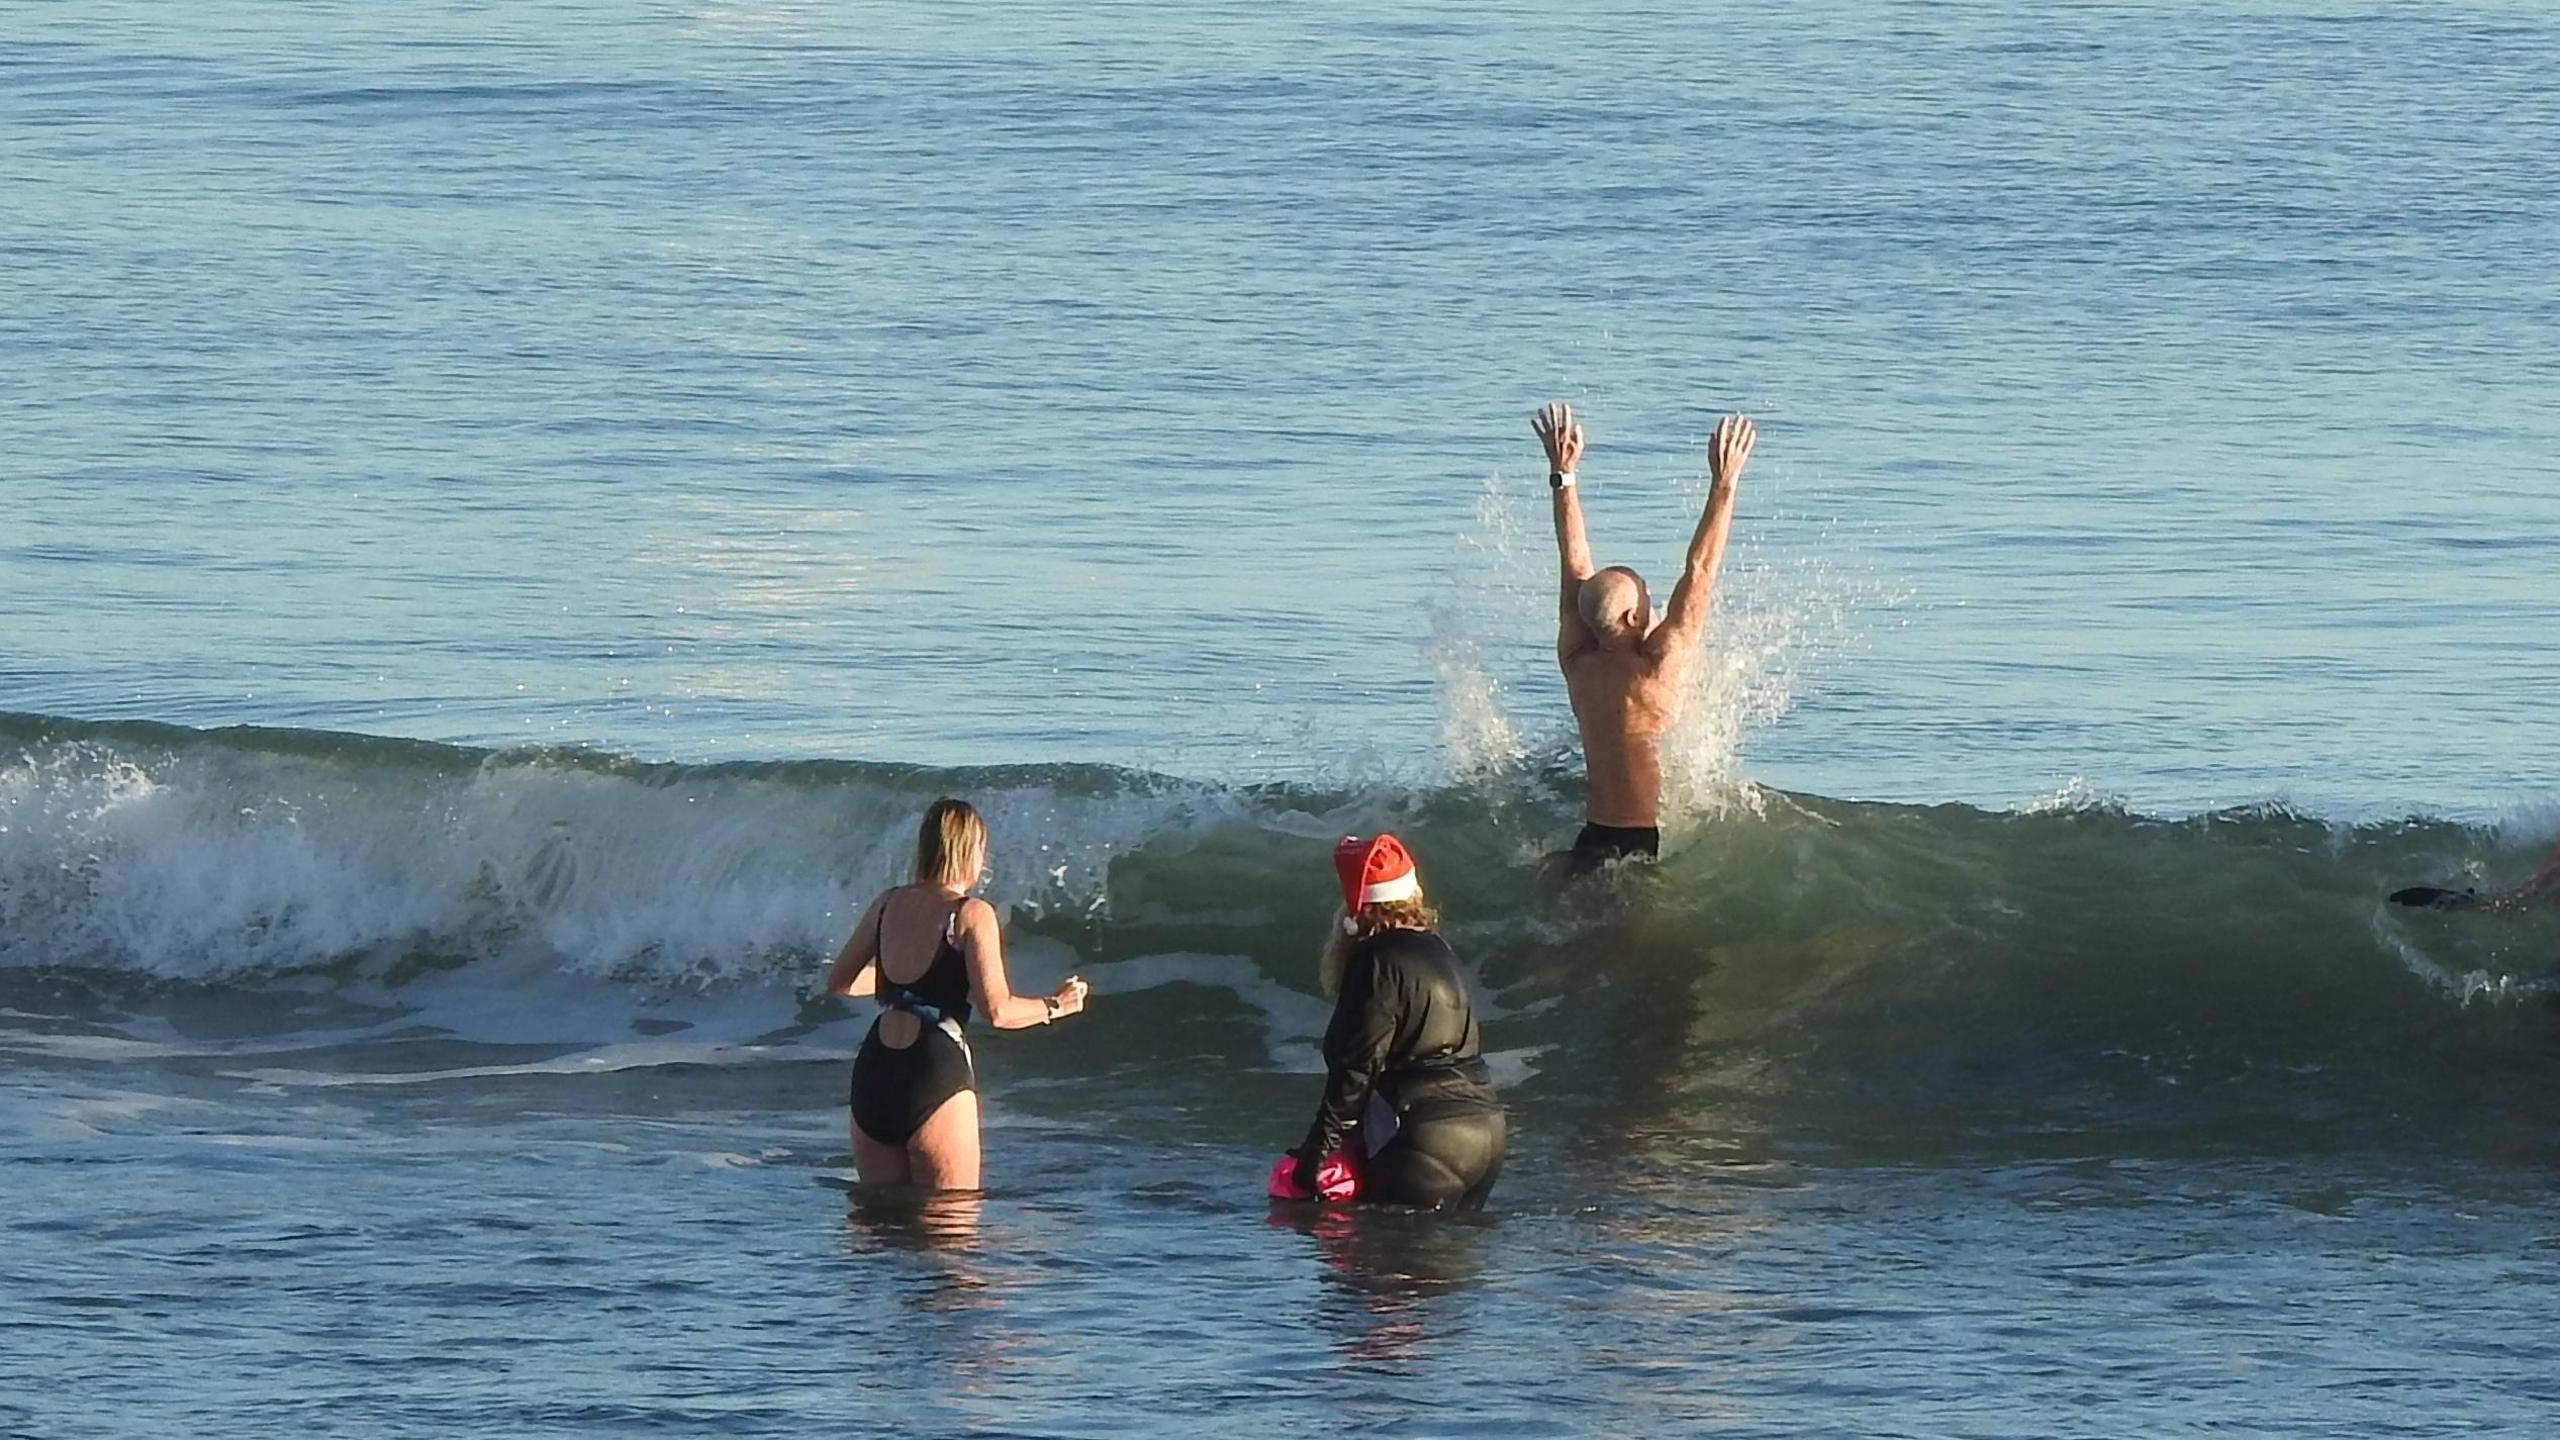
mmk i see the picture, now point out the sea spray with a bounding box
[1430,461,1880,831]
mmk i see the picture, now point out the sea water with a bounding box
[5,2,2559,1435]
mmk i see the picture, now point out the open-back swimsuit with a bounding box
[849,899,976,1147]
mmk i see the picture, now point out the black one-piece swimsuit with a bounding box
[850,906,977,1146]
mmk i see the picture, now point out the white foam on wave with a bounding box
[0,732,1270,985]
[1480,1044,1552,1089]
[2493,800,2560,851]
[204,944,1322,1089]
[2024,775,2132,816]
[2370,912,2560,1007]
[223,1035,832,1089]
[22,1087,188,1142]
[0,1030,219,1062]
[20,934,1545,1103]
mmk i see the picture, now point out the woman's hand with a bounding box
[1048,975,1090,1020]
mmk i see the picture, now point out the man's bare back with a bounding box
[1532,404,1755,864]
[1563,643,1683,828]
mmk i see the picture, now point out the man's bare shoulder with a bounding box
[1563,647,1660,702]
[1560,647,1620,685]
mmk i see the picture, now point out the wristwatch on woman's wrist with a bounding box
[1549,470,1574,490]
[1043,996,1061,1023]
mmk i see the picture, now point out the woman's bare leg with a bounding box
[852,1120,913,1186]
[906,1090,982,1192]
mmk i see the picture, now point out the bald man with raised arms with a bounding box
[1532,403,1756,875]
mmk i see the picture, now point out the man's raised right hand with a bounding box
[1708,414,1756,493]
[1533,402,1586,477]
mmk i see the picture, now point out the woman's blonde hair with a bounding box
[913,797,987,889]
[1316,894,1439,998]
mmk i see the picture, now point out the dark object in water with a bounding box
[2389,885,2479,911]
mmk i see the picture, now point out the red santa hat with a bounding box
[1334,833,1421,911]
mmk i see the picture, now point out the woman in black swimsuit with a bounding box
[1285,833,1506,1210]
[821,797,1089,1190]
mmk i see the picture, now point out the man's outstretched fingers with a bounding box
[1708,413,1753,484]
[1537,403,1584,472]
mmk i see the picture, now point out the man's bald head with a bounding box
[1577,567,1653,648]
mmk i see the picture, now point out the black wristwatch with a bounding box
[1548,470,1575,490]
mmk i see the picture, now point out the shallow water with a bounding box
[10,1066,2560,1437]
[7,1,2560,1434]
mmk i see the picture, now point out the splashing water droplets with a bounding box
[1431,464,1877,830]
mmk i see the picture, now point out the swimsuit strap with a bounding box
[878,892,975,1030]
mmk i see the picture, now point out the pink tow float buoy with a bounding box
[1266,1151,1358,1202]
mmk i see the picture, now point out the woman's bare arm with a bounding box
[820,894,887,998]
[959,899,1088,1029]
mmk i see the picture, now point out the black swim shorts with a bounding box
[1568,821,1661,875]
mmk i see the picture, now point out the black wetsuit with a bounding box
[1295,928,1506,1210]
[849,904,977,1147]
[1569,821,1660,875]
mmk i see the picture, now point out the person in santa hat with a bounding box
[1272,833,1506,1209]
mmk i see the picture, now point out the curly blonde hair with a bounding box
[1316,896,1440,998]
